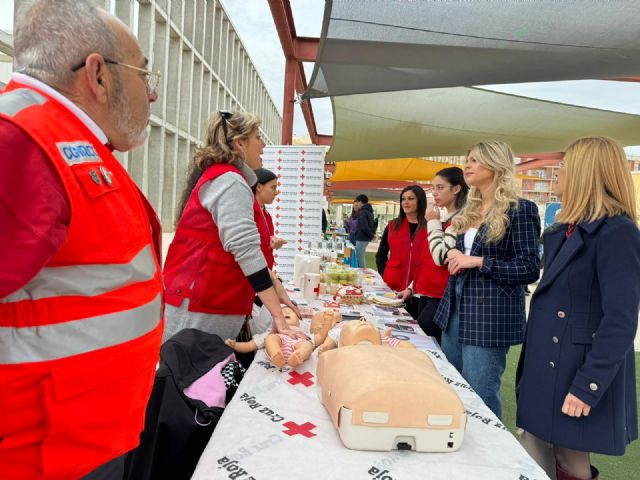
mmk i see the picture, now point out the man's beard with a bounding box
[110,75,148,149]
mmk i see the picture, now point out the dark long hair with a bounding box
[176,111,261,225]
[392,185,427,232]
[435,166,469,209]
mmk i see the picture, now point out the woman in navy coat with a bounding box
[516,137,640,480]
[433,141,541,419]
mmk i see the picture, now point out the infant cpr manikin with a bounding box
[226,307,340,368]
[316,320,466,452]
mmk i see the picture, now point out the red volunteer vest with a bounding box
[382,218,428,291]
[163,163,272,315]
[259,207,275,270]
[413,220,452,298]
[0,81,164,479]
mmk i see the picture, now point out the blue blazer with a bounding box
[516,216,640,455]
[433,198,541,347]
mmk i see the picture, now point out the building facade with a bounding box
[519,156,640,205]
[9,0,282,230]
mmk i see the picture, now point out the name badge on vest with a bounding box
[56,141,102,165]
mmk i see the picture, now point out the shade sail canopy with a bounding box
[327,87,640,162]
[305,0,640,99]
[331,158,456,182]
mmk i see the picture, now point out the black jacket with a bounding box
[356,203,375,241]
[124,329,241,480]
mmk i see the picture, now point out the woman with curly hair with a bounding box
[433,141,541,418]
[162,111,305,343]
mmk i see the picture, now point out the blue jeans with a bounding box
[441,277,509,418]
[355,240,369,269]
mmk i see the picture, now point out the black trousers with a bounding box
[81,454,125,480]
[406,295,442,345]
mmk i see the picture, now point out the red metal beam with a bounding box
[294,37,319,62]
[610,77,640,83]
[268,0,332,146]
[281,58,297,144]
[515,154,563,172]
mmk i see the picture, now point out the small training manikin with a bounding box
[226,307,339,368]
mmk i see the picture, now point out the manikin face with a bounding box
[282,307,300,327]
[431,175,458,209]
[339,319,382,347]
[464,153,495,188]
[256,178,278,205]
[401,190,418,217]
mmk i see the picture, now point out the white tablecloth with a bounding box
[192,273,549,480]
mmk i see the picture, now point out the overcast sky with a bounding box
[3,0,640,150]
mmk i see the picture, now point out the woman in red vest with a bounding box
[376,185,429,308]
[163,112,305,343]
[398,167,468,343]
[252,168,287,270]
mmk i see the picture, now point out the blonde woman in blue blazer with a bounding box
[516,137,640,480]
[433,141,541,419]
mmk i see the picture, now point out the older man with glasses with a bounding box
[0,1,163,478]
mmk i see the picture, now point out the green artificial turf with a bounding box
[365,251,640,479]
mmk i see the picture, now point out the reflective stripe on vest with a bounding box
[0,293,162,364]
[0,88,47,116]
[2,245,157,302]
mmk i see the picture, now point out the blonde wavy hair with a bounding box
[194,111,261,169]
[556,137,637,224]
[453,141,519,243]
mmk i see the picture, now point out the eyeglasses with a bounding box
[71,57,161,94]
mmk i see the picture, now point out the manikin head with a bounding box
[339,319,382,347]
[282,307,300,327]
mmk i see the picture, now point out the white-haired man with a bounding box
[0,1,163,478]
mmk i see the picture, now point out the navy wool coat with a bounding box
[516,216,640,455]
[433,198,541,347]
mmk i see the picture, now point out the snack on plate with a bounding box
[367,295,404,307]
[337,285,364,305]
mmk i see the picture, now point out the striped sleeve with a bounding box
[427,219,457,266]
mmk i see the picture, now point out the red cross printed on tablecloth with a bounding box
[283,421,317,438]
[288,371,314,386]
